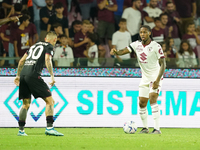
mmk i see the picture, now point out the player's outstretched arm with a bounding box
[153,58,166,89]
[14,53,28,86]
[110,47,130,56]
[45,54,55,86]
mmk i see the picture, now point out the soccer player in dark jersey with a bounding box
[14,31,64,136]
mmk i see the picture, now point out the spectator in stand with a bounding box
[83,32,100,67]
[21,9,38,45]
[114,0,124,31]
[0,22,11,60]
[53,34,74,67]
[8,3,23,66]
[176,40,198,68]
[88,22,106,64]
[112,18,132,67]
[152,17,164,42]
[0,40,6,66]
[165,1,181,49]
[156,0,174,11]
[182,22,200,57]
[39,0,55,41]
[165,37,177,57]
[54,0,68,17]
[143,0,162,29]
[32,0,46,36]
[159,41,168,60]
[173,0,196,35]
[97,0,118,50]
[47,2,69,37]
[160,13,173,39]
[79,0,95,20]
[73,20,90,66]
[27,0,34,23]
[123,0,147,10]
[69,20,82,46]
[196,0,200,29]
[122,0,141,42]
[52,23,63,45]
[13,15,32,59]
[2,0,27,16]
[165,37,177,67]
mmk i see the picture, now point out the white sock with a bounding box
[139,107,148,129]
[47,127,53,129]
[151,103,160,130]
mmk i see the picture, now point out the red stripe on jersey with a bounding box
[160,56,165,58]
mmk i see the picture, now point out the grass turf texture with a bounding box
[0,128,199,150]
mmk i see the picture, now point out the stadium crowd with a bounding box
[0,0,200,68]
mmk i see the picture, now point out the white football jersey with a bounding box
[127,40,165,85]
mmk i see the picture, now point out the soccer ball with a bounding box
[123,121,137,134]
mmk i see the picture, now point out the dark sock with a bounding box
[18,108,27,130]
[46,116,54,127]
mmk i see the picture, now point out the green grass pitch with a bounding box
[0,128,199,150]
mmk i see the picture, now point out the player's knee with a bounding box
[23,99,31,109]
[45,97,54,105]
[139,101,147,108]
[149,94,158,104]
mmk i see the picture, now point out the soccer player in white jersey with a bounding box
[110,25,166,134]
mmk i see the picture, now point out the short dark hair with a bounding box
[87,33,97,43]
[54,2,64,9]
[14,3,22,12]
[160,13,168,19]
[21,9,31,16]
[60,34,68,39]
[166,1,173,6]
[52,23,62,29]
[19,15,29,24]
[72,20,82,27]
[120,18,126,23]
[139,25,153,40]
[186,22,195,28]
[154,17,161,22]
[132,0,140,2]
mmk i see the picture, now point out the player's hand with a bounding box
[14,76,20,86]
[49,76,56,86]
[110,48,118,55]
[152,81,159,89]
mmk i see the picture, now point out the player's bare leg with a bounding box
[43,96,64,136]
[149,93,161,134]
[139,97,149,134]
[18,98,31,136]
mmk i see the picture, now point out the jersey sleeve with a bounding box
[155,44,165,59]
[127,41,137,53]
[46,44,54,57]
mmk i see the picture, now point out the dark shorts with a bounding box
[19,75,51,100]
[97,20,115,39]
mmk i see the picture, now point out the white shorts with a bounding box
[139,80,163,98]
